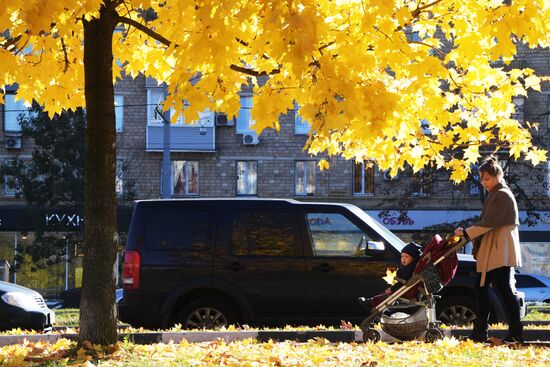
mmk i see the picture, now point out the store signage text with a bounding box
[309,217,332,226]
[380,216,415,226]
[45,213,83,227]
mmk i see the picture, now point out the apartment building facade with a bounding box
[1,45,549,294]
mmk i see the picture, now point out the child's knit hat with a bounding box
[402,242,421,259]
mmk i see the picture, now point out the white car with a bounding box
[515,272,550,304]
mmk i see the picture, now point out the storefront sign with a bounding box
[0,206,132,232]
[366,210,550,232]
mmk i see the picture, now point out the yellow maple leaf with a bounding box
[383,268,397,285]
[318,159,330,171]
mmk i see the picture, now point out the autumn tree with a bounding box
[1,0,549,344]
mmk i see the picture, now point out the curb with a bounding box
[0,329,548,347]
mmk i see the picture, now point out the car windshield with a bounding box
[347,205,406,251]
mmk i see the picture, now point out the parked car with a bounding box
[0,281,55,331]
[60,287,124,308]
[515,272,550,303]
[118,198,526,329]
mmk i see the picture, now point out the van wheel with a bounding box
[177,298,236,330]
[437,296,477,326]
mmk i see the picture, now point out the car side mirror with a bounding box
[366,241,385,256]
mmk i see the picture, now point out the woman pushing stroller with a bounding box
[454,156,523,343]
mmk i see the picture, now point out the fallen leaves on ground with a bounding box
[0,337,548,366]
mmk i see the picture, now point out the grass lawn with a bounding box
[51,304,550,330]
[524,304,550,322]
[0,338,548,367]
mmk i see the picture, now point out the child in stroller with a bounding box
[358,242,422,312]
[387,242,422,294]
[359,234,465,342]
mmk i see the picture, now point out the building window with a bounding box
[411,170,431,195]
[236,93,254,134]
[546,161,550,198]
[114,95,124,132]
[116,160,124,197]
[147,87,184,126]
[294,101,311,135]
[3,160,18,196]
[236,161,257,196]
[295,161,316,196]
[3,94,29,132]
[353,160,374,195]
[173,161,198,196]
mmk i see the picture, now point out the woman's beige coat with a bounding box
[465,182,522,286]
[465,224,521,286]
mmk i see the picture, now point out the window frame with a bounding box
[3,94,29,133]
[353,160,375,196]
[411,169,432,196]
[172,160,199,196]
[114,95,124,132]
[236,160,258,196]
[298,207,391,259]
[236,93,254,134]
[294,101,311,135]
[294,160,316,196]
[115,159,124,197]
[146,87,185,126]
[3,160,18,196]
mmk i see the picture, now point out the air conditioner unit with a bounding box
[383,170,398,181]
[5,136,22,149]
[215,113,235,126]
[243,132,259,145]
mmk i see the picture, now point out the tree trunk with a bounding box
[80,4,118,345]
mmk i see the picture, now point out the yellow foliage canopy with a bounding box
[1,0,549,181]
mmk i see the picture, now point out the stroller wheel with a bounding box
[363,328,381,342]
[425,328,443,343]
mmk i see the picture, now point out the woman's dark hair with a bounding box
[478,156,503,177]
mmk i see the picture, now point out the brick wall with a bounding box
[2,48,550,213]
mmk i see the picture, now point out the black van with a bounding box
[118,199,525,329]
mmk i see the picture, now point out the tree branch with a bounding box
[409,40,444,57]
[61,38,70,72]
[229,64,280,77]
[116,16,173,47]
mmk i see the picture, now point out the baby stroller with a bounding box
[360,235,468,342]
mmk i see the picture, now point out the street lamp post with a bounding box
[65,236,69,290]
[158,85,171,199]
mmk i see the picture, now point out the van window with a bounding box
[223,209,296,257]
[305,212,373,256]
[144,208,209,250]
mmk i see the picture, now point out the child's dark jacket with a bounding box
[390,260,419,291]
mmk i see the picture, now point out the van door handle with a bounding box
[312,263,334,273]
[230,261,241,272]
